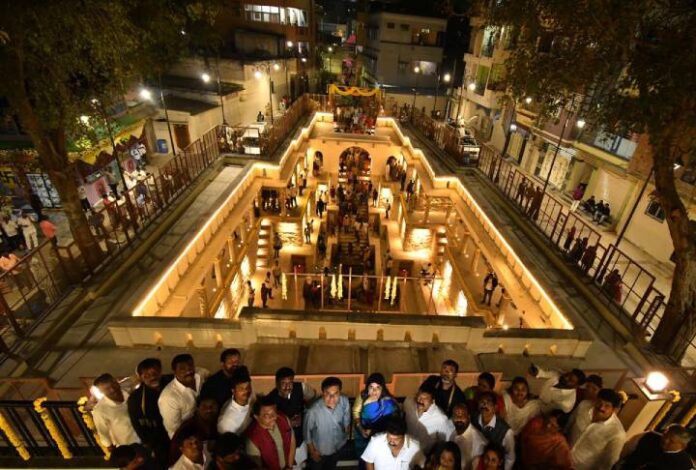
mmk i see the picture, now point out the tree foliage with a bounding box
[0,0,217,268]
[484,0,696,360]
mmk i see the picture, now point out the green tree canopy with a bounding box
[485,0,696,360]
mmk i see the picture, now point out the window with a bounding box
[400,24,409,32]
[386,22,395,29]
[398,61,407,73]
[645,199,665,222]
[244,5,281,23]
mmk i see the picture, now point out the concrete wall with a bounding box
[109,312,592,358]
[622,189,674,263]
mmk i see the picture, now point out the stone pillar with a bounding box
[227,237,237,263]
[214,257,223,288]
[471,248,481,274]
[197,286,209,317]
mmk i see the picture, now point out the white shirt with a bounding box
[169,452,207,470]
[571,413,626,470]
[17,216,37,235]
[403,397,455,454]
[158,370,208,438]
[217,398,253,434]
[476,415,515,470]
[92,392,140,447]
[567,399,594,445]
[451,424,487,470]
[501,391,542,435]
[537,368,577,413]
[361,432,425,470]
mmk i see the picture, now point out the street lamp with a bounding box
[140,80,177,157]
[90,98,131,200]
[542,97,583,192]
[411,66,421,122]
[201,66,227,125]
[433,68,451,118]
[525,96,532,104]
[255,63,276,123]
[645,371,669,394]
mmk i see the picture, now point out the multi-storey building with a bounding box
[215,0,317,61]
[360,12,447,91]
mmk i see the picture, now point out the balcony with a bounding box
[578,128,637,161]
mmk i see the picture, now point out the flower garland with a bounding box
[33,397,72,459]
[384,276,391,300]
[390,276,398,305]
[330,274,337,299]
[337,265,343,299]
[281,273,288,300]
[77,396,110,460]
[0,410,30,460]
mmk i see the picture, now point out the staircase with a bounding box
[256,220,272,269]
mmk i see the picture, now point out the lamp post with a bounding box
[285,41,293,103]
[140,77,177,157]
[542,95,581,192]
[89,99,130,196]
[201,57,227,125]
[411,65,421,122]
[433,70,451,118]
[255,62,280,123]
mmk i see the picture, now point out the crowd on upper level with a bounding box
[91,350,694,470]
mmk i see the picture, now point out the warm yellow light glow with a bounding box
[201,73,211,83]
[525,96,532,104]
[576,119,586,129]
[79,115,90,126]
[443,73,451,83]
[456,291,468,316]
[240,256,251,280]
[139,88,152,101]
[467,83,476,91]
[413,66,420,74]
[439,261,452,300]
[254,70,263,79]
[286,40,293,47]
[273,63,280,71]
[645,371,668,393]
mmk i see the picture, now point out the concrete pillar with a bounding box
[197,286,209,317]
[214,257,223,288]
[227,237,237,263]
[471,248,481,274]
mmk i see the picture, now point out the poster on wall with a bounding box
[26,173,61,208]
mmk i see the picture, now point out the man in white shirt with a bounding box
[361,417,425,470]
[567,374,603,445]
[158,354,209,438]
[450,403,486,470]
[91,373,140,450]
[403,379,455,454]
[473,392,515,470]
[217,366,254,434]
[529,364,586,413]
[571,388,626,470]
[17,211,38,250]
[171,428,208,470]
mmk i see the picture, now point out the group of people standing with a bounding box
[91,351,694,470]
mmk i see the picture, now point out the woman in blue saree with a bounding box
[352,373,400,466]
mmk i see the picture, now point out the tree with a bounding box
[485,0,696,361]
[0,0,207,269]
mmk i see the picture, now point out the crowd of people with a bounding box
[90,352,694,470]
[333,105,377,135]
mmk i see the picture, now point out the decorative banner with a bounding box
[328,84,381,100]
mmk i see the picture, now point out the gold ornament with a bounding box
[33,397,72,459]
[0,410,30,460]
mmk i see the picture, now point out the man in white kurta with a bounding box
[158,354,208,438]
[571,388,626,470]
[92,373,140,449]
[403,384,455,454]
[449,403,486,470]
[530,365,585,413]
[217,367,254,434]
[361,418,425,470]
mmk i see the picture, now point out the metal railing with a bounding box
[476,145,696,360]
[0,95,330,356]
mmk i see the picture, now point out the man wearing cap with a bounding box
[571,388,626,470]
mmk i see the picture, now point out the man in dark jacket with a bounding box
[127,358,173,469]
[200,348,241,408]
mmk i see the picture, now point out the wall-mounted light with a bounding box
[254,70,262,79]
[510,123,517,131]
[645,371,668,394]
[201,72,211,83]
[443,73,451,83]
[273,63,280,71]
[525,96,532,104]
[139,88,152,101]
[576,119,586,129]
[467,83,476,91]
